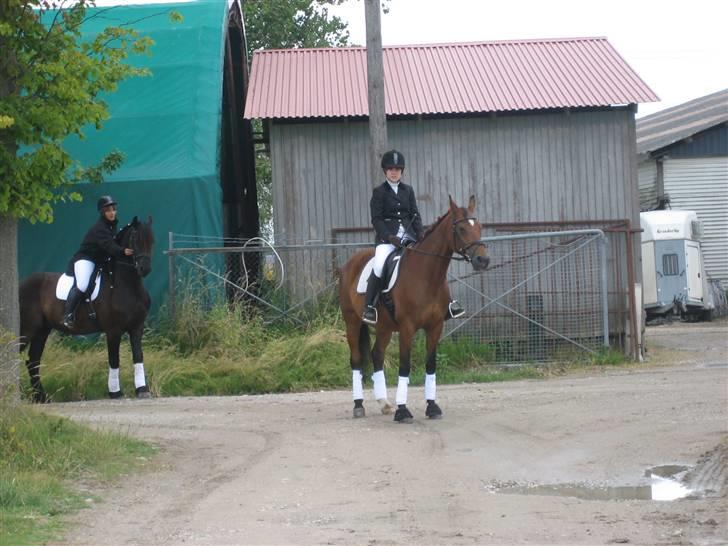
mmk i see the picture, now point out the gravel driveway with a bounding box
[46,321,727,546]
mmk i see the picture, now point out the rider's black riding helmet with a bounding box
[381,150,405,171]
[97,195,117,212]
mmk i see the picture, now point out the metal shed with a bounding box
[244,37,658,355]
[637,89,728,284]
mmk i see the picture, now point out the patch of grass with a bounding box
[19,287,633,402]
[0,401,155,546]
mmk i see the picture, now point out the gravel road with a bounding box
[45,321,727,546]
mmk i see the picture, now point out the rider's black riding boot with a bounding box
[362,272,382,325]
[62,286,84,329]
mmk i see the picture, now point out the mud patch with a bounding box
[682,439,728,498]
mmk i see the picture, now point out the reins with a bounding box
[405,215,485,263]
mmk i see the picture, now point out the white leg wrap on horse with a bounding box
[108,368,120,393]
[134,363,146,389]
[395,376,409,405]
[352,370,364,400]
[425,373,436,401]
[372,370,387,400]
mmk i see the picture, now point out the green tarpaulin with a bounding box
[19,0,229,316]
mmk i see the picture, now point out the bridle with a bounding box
[117,225,151,275]
[451,216,487,263]
[406,214,487,263]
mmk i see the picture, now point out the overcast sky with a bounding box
[94,0,727,118]
[330,0,728,117]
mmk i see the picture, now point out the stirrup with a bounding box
[362,305,378,325]
[448,300,465,319]
[62,313,75,329]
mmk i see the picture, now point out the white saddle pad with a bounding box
[55,273,102,301]
[356,255,402,294]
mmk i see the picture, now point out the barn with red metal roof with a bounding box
[244,37,658,353]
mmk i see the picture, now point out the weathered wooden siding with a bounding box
[271,109,639,240]
[270,109,639,335]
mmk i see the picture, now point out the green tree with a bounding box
[243,0,350,59]
[0,1,177,397]
[242,0,351,238]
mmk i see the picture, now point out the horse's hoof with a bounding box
[425,402,443,419]
[394,406,413,424]
[32,393,49,404]
[135,386,151,399]
[377,399,395,415]
[353,407,366,418]
[108,390,124,399]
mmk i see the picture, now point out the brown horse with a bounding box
[339,196,489,422]
[19,217,154,402]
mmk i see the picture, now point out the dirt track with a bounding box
[46,321,727,546]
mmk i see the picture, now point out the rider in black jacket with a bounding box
[62,195,134,328]
[363,150,464,324]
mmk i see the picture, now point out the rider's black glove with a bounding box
[387,235,401,248]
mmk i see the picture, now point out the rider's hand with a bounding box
[387,235,401,248]
[124,248,134,256]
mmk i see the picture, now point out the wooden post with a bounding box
[364,0,387,187]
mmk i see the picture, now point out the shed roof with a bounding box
[244,37,658,120]
[636,88,728,155]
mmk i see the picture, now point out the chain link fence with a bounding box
[167,228,610,365]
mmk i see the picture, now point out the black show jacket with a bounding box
[370,181,424,244]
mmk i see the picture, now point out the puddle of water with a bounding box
[492,465,694,502]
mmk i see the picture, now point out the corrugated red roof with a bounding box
[244,37,658,119]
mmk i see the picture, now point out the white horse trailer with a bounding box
[640,210,716,320]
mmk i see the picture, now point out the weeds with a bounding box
[18,281,631,402]
[0,401,155,545]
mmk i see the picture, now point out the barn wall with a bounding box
[269,109,639,333]
[657,124,728,158]
[663,158,728,283]
[271,109,638,240]
[638,161,658,210]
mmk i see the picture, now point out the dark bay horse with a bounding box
[339,196,489,423]
[19,217,155,402]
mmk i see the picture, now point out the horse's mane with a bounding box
[421,209,452,240]
[116,218,155,248]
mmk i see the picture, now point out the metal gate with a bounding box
[443,230,609,363]
[166,229,610,365]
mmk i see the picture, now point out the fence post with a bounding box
[168,231,176,322]
[599,233,610,348]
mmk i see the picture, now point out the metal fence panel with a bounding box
[166,229,609,365]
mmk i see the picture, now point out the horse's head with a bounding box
[117,216,155,278]
[449,195,489,271]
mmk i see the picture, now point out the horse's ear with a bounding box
[147,216,153,225]
[449,194,457,212]
[132,216,139,226]
[468,195,476,211]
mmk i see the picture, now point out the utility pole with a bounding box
[364,0,387,186]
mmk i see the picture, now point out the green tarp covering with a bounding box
[19,0,228,317]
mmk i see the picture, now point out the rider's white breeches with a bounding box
[372,243,395,277]
[73,259,95,292]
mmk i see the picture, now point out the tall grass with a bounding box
[0,401,155,546]
[18,282,628,402]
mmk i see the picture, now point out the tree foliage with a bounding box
[242,0,350,60]
[0,1,179,224]
[242,0,351,237]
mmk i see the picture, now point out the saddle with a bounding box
[356,247,406,295]
[55,271,102,302]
